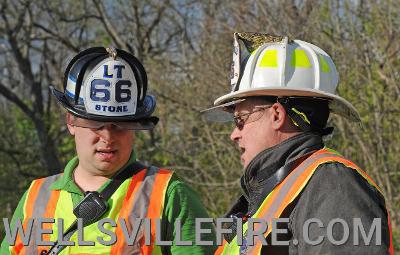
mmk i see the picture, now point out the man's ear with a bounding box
[66,113,75,135]
[270,103,287,130]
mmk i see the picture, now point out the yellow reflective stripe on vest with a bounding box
[53,174,134,255]
[249,149,391,254]
[12,166,173,255]
[141,168,173,255]
[217,148,393,255]
[13,174,61,255]
[110,168,148,254]
[12,179,43,255]
[243,149,332,254]
[214,239,228,255]
[111,166,173,255]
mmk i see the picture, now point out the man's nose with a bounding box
[97,124,117,142]
[230,126,241,142]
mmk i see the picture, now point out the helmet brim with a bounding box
[199,99,245,123]
[50,86,159,129]
[202,87,361,122]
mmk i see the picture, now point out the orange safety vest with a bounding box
[12,166,173,255]
[215,148,394,255]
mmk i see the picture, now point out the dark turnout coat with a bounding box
[223,132,392,255]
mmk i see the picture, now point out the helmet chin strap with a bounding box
[73,54,107,105]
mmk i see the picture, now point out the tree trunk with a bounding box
[33,119,62,176]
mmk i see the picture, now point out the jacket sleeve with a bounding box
[288,162,391,255]
[161,174,217,255]
[1,190,28,255]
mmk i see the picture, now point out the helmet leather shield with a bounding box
[51,47,158,128]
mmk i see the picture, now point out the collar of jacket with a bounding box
[241,132,324,213]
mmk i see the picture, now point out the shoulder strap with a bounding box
[249,151,315,215]
[100,161,146,200]
[44,161,146,255]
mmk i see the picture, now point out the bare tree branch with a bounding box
[92,0,127,51]
[0,81,34,117]
[33,22,80,52]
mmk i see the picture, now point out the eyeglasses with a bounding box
[233,105,272,130]
[67,117,154,131]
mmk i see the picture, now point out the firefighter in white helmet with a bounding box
[203,33,394,255]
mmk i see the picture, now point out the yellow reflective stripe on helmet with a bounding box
[319,55,330,72]
[259,49,278,67]
[291,49,311,68]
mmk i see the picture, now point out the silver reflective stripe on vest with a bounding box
[246,152,336,254]
[27,174,62,255]
[122,166,160,255]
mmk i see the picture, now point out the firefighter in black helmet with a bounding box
[1,47,216,255]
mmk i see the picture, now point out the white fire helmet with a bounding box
[50,47,158,129]
[203,32,360,124]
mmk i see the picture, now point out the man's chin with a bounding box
[94,161,122,176]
